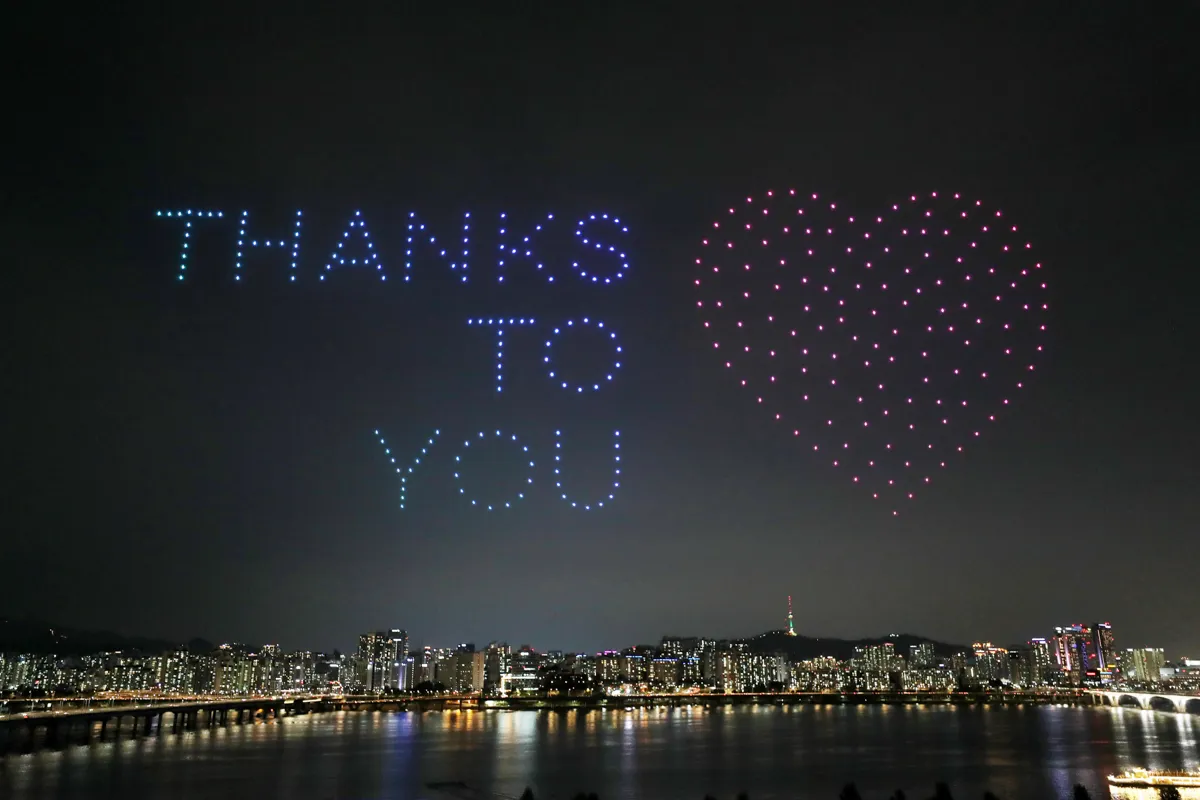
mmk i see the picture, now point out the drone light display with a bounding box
[157,208,629,285]
[554,429,622,509]
[694,190,1048,515]
[453,430,535,511]
[159,207,631,511]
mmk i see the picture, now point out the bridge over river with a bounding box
[1,689,1196,755]
[1086,689,1200,713]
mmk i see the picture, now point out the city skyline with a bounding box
[2,602,1191,669]
[4,609,1197,700]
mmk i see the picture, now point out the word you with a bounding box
[374,428,622,511]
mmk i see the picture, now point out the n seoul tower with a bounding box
[786,595,797,636]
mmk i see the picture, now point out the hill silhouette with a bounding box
[0,617,212,655]
[743,630,966,661]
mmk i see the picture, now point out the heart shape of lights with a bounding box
[694,190,1048,514]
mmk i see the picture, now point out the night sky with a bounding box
[7,4,1198,658]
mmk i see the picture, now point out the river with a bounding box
[1,705,1196,799]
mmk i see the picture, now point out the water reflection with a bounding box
[1,707,1197,800]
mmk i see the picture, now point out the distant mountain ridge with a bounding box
[0,617,213,655]
[743,630,967,661]
[1,617,966,659]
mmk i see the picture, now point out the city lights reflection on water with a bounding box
[0,706,1196,800]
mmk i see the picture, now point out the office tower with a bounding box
[1092,622,1115,673]
[503,646,540,694]
[1052,625,1096,682]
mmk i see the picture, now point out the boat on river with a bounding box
[1108,768,1200,791]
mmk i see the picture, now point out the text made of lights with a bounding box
[156,207,631,512]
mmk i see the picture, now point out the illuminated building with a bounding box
[650,657,680,689]
[484,642,511,693]
[1052,625,1094,683]
[1092,622,1115,680]
[854,643,903,673]
[357,629,408,693]
[620,648,650,683]
[786,596,797,636]
[451,644,483,692]
[1126,648,1166,684]
[794,657,847,692]
[972,642,1009,683]
[154,650,193,693]
[909,642,937,669]
[715,649,740,691]
[660,636,697,658]
[698,639,719,687]
[1027,638,1053,686]
[501,646,540,694]
[596,651,622,683]
[432,648,456,688]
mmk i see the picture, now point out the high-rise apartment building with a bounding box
[972,643,1010,683]
[909,643,937,669]
[1126,648,1165,684]
[357,629,408,693]
[596,651,622,684]
[1028,638,1053,686]
[450,644,482,693]
[854,643,903,673]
